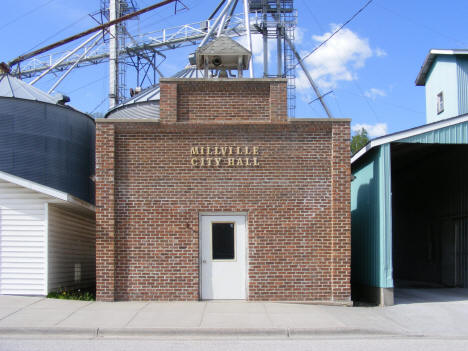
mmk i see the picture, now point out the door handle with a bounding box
[202,259,207,263]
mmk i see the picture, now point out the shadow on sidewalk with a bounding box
[394,288,468,305]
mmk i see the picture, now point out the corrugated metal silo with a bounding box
[105,66,205,120]
[0,74,95,204]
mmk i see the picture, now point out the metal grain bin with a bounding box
[105,67,205,120]
[0,74,95,204]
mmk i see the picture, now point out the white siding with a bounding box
[0,179,48,295]
[48,205,95,292]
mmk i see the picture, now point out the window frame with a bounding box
[437,91,444,114]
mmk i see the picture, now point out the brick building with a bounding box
[95,38,351,303]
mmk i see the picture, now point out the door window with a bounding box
[211,222,235,260]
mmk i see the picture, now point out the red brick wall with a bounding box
[331,122,352,301]
[159,79,287,123]
[95,120,351,302]
[159,81,177,123]
[95,123,116,302]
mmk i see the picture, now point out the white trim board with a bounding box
[416,49,468,86]
[44,203,49,296]
[0,170,95,212]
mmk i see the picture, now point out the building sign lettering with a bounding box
[190,146,260,167]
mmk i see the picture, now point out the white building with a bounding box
[0,74,96,295]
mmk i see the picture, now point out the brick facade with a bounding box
[96,78,351,302]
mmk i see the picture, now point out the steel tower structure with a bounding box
[249,0,296,116]
[6,0,335,117]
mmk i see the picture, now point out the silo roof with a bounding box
[172,66,207,78]
[0,74,58,104]
[105,66,206,119]
[104,84,160,119]
[121,85,161,105]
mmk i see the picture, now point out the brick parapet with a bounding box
[159,78,287,123]
[159,81,178,123]
[269,82,288,122]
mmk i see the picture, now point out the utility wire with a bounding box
[337,88,424,115]
[23,14,91,56]
[376,3,468,47]
[65,74,108,95]
[299,0,380,122]
[332,91,344,117]
[0,0,59,31]
[136,0,199,32]
[298,0,374,66]
[301,0,325,32]
[90,97,108,114]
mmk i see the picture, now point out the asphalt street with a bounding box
[1,336,468,351]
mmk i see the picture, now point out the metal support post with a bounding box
[243,0,253,77]
[276,0,282,76]
[284,35,333,118]
[263,12,268,77]
[199,0,235,47]
[48,33,103,94]
[109,0,119,108]
[29,31,102,86]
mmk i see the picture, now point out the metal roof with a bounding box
[0,74,59,104]
[120,84,161,106]
[106,102,160,120]
[351,113,468,164]
[172,66,207,78]
[415,49,468,86]
[196,36,251,70]
[197,35,251,56]
[105,66,206,119]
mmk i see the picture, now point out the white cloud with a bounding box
[237,24,384,93]
[296,24,376,91]
[294,27,304,44]
[237,26,305,65]
[364,88,386,100]
[375,48,387,57]
[352,123,388,138]
[237,33,273,64]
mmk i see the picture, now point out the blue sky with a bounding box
[1,0,467,137]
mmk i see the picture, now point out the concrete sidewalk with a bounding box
[0,289,467,339]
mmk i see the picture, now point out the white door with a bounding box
[200,215,246,300]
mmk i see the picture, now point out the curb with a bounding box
[99,327,289,338]
[0,327,97,338]
[288,327,403,337]
[0,326,403,339]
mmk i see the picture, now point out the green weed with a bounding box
[47,288,95,301]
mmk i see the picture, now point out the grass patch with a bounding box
[47,288,95,301]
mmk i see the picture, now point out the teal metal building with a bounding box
[416,49,468,124]
[351,50,468,305]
